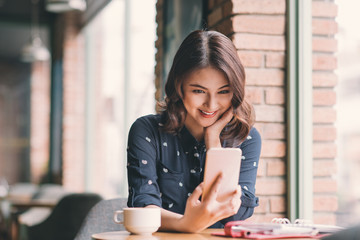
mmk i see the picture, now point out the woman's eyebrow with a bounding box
[188,84,230,90]
[219,84,230,89]
[189,84,207,89]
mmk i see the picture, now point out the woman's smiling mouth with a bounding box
[199,109,217,118]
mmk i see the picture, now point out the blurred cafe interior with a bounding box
[0,0,360,239]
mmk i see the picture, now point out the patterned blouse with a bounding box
[127,114,261,227]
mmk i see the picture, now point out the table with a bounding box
[8,198,57,240]
[92,229,312,240]
[9,199,57,209]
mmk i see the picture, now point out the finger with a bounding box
[219,185,242,202]
[188,182,203,203]
[203,172,223,202]
[215,108,234,128]
[236,185,242,196]
[218,194,241,217]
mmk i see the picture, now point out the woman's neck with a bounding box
[184,118,204,142]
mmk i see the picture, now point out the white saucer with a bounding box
[92,231,158,240]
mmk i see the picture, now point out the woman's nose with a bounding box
[204,94,217,109]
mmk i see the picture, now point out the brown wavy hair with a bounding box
[158,30,255,147]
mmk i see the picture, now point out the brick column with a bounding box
[312,0,338,225]
[62,12,86,191]
[155,0,164,110]
[30,61,51,183]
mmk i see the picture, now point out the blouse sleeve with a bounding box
[127,117,162,208]
[220,127,262,225]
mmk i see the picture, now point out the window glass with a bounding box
[162,0,204,93]
[83,0,156,198]
[335,0,360,226]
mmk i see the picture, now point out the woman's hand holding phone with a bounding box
[177,174,241,233]
[204,107,233,149]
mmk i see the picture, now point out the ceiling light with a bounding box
[21,37,50,62]
[46,0,86,12]
[20,0,50,62]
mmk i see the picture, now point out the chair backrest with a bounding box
[24,193,103,240]
[74,198,128,240]
[321,224,360,240]
[31,183,68,201]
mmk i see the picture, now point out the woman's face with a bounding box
[182,67,233,131]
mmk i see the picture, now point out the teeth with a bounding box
[200,110,215,115]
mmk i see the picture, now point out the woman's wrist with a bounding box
[177,216,203,233]
[205,132,222,149]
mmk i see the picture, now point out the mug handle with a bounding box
[113,210,124,224]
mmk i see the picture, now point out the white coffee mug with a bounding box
[113,207,161,235]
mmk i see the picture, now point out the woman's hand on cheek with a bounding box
[204,107,234,149]
[177,174,241,233]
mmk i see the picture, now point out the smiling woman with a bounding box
[126,30,261,233]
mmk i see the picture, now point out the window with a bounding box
[83,0,156,198]
[335,0,360,226]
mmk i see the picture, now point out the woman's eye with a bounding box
[192,89,205,93]
[218,90,230,94]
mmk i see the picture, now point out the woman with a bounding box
[127,30,261,232]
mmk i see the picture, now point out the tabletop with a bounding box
[92,229,312,240]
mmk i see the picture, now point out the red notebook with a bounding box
[212,218,343,239]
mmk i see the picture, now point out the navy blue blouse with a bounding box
[127,114,261,227]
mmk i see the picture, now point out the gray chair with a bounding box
[74,198,128,240]
[321,224,360,240]
[18,184,69,227]
[19,193,103,240]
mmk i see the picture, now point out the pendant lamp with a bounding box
[20,0,50,62]
[21,37,50,62]
[46,0,86,12]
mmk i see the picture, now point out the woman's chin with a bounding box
[198,120,216,128]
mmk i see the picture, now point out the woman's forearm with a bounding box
[145,205,184,232]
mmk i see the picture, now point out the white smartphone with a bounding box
[202,148,242,202]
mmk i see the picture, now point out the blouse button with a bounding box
[194,153,199,158]
[163,168,168,173]
[179,182,183,187]
[190,169,196,174]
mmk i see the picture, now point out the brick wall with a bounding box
[155,0,339,224]
[61,12,86,191]
[312,0,338,224]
